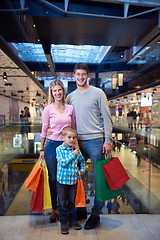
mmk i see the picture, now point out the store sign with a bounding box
[112,73,117,89]
[129,137,136,148]
[13,134,22,147]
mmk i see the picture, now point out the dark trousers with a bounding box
[57,182,77,226]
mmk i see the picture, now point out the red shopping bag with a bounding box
[30,173,44,212]
[102,157,130,190]
[75,179,86,208]
[26,162,43,192]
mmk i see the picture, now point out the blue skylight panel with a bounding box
[11,43,47,62]
[51,44,111,63]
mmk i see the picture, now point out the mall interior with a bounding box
[0,0,160,239]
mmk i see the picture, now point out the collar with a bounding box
[61,143,72,150]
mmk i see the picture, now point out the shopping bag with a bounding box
[42,160,52,210]
[26,162,43,191]
[96,159,121,202]
[75,178,86,208]
[30,172,44,212]
[102,157,130,190]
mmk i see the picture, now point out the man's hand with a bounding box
[46,129,53,137]
[103,143,112,155]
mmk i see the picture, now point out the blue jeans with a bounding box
[78,138,104,216]
[57,182,77,226]
[44,139,62,209]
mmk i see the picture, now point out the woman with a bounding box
[39,80,75,223]
[20,107,31,135]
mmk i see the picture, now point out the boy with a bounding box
[56,126,86,234]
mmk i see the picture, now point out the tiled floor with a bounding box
[0,214,160,240]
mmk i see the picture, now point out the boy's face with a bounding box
[73,69,89,87]
[62,131,77,148]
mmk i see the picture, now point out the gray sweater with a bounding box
[66,86,113,144]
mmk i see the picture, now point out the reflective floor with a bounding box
[1,214,160,240]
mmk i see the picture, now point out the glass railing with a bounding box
[0,118,160,215]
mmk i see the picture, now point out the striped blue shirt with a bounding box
[56,143,86,185]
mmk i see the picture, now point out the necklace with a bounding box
[54,104,64,109]
[53,103,65,113]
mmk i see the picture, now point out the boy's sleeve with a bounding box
[56,147,76,167]
[78,151,86,172]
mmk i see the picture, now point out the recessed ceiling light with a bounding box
[3,72,7,81]
[4,82,12,86]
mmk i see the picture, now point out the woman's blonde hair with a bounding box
[48,80,65,104]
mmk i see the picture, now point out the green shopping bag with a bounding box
[96,158,121,201]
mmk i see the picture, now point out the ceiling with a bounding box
[0,0,160,105]
[0,47,48,104]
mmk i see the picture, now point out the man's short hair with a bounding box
[73,63,89,74]
[61,126,76,136]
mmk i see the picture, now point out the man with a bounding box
[66,63,113,230]
[127,110,132,129]
[130,108,137,130]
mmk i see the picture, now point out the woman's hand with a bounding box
[39,151,44,166]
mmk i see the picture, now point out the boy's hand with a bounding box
[73,149,79,155]
[79,170,85,175]
[72,138,79,151]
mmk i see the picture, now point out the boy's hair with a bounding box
[61,126,76,137]
[73,63,89,74]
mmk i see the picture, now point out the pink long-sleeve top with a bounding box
[41,103,76,141]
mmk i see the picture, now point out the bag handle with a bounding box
[78,171,82,181]
[103,153,113,163]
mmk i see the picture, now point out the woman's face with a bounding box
[51,85,64,102]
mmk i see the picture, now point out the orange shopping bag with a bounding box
[26,161,43,192]
[75,176,86,208]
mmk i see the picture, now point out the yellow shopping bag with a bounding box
[42,160,52,210]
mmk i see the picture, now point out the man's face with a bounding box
[73,69,89,87]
